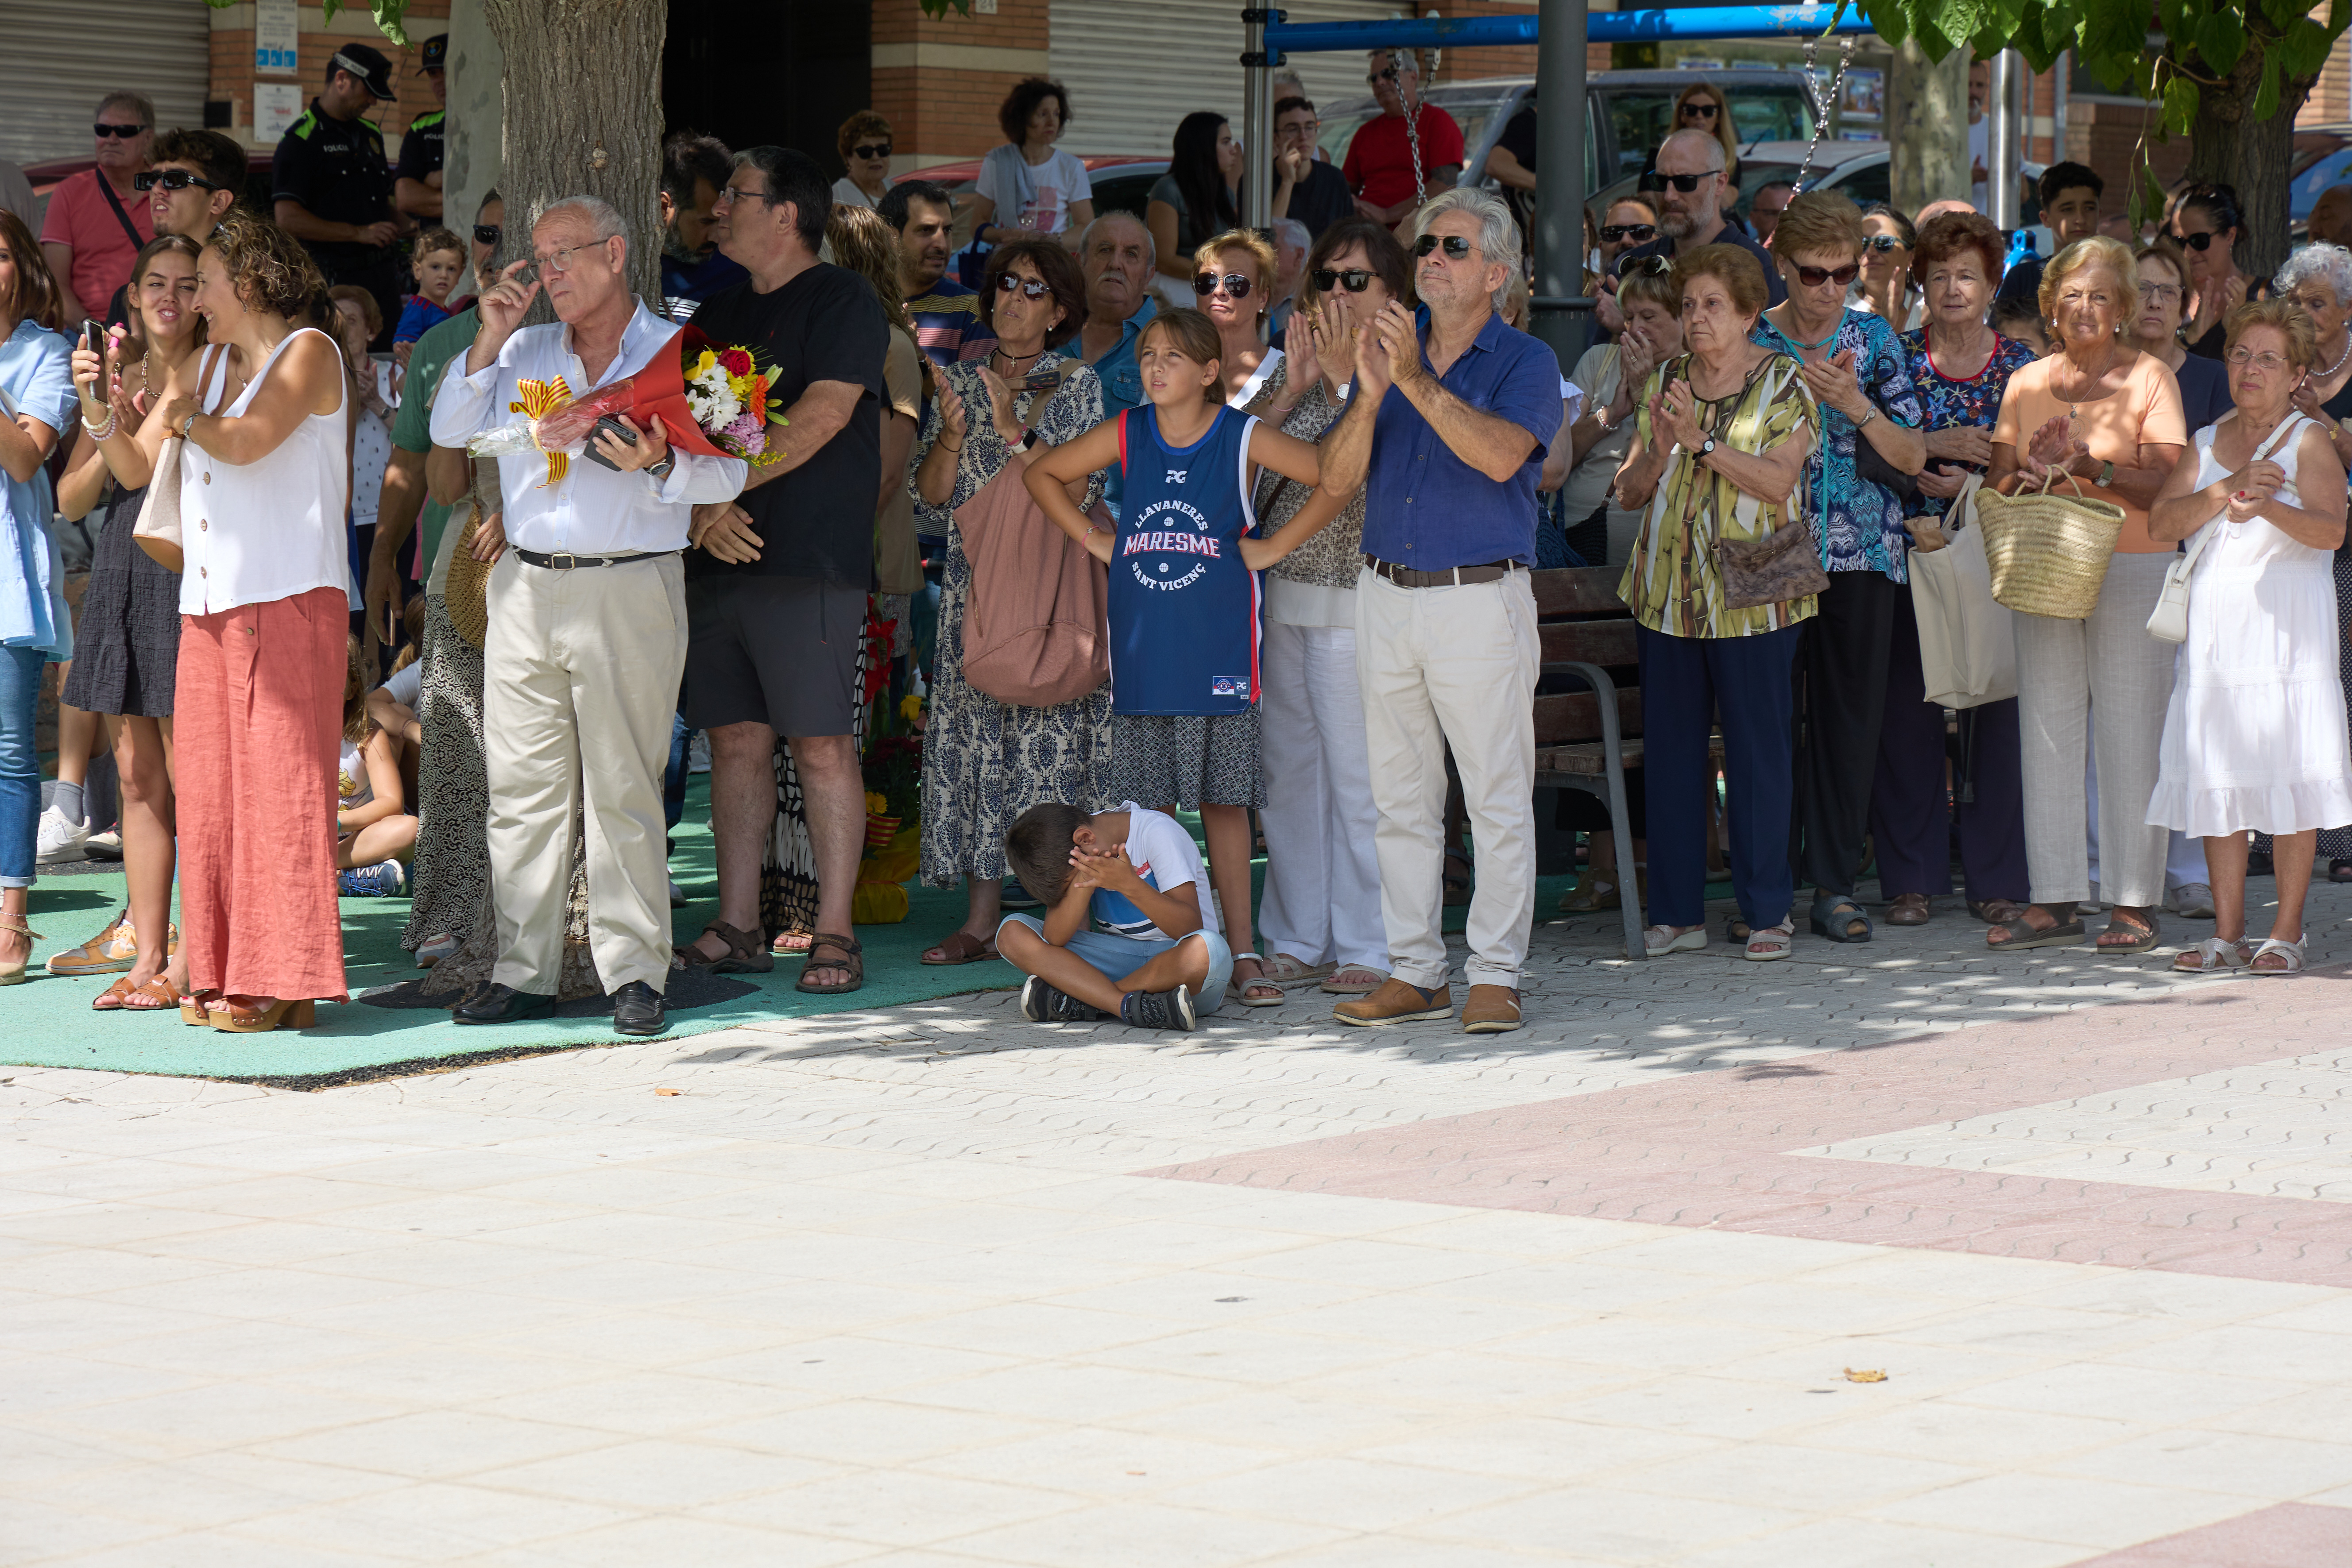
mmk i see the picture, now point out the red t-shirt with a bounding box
[1342,105,1466,212]
[38,169,155,317]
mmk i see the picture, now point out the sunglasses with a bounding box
[1600,223,1656,243]
[995,274,1052,298]
[1794,262,1862,287]
[1681,102,1720,119]
[1195,271,1254,298]
[2181,230,2221,251]
[1618,254,1673,278]
[850,143,892,160]
[1640,171,1717,193]
[473,223,500,247]
[1311,267,1376,293]
[133,168,224,193]
[93,123,146,139]
[1863,235,1905,253]
[1412,234,1479,259]
[1367,67,1400,85]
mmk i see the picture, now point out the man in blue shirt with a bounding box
[1317,188,1562,1037]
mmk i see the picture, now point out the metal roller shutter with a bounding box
[1049,0,1393,158]
[0,0,211,166]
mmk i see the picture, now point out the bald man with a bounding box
[2309,185,2352,249]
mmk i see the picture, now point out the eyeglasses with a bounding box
[1311,267,1376,293]
[1367,66,1399,85]
[1195,271,1255,298]
[850,143,892,160]
[473,223,500,248]
[133,169,224,193]
[1863,235,1906,253]
[527,241,607,278]
[1794,263,1861,287]
[2139,282,2182,304]
[711,183,781,210]
[1281,119,1322,135]
[92,123,146,139]
[1617,254,1673,278]
[2225,348,2291,372]
[1680,102,1720,119]
[1640,171,1718,193]
[1412,234,1479,259]
[2181,231,2220,251]
[995,274,1052,298]
[1600,223,1656,243]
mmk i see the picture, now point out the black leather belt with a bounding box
[1365,556,1523,589]
[514,548,682,570]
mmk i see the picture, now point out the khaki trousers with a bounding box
[1354,565,1541,990]
[483,552,687,995]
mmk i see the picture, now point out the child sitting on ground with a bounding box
[393,228,467,350]
[997,800,1236,1031]
[336,635,421,896]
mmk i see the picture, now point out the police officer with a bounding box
[395,34,447,222]
[272,43,405,349]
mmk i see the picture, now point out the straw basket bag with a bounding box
[442,502,493,649]
[1974,467,2127,620]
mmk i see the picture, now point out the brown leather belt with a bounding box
[1364,556,1522,589]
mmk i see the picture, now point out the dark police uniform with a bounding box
[395,108,444,194]
[273,100,401,347]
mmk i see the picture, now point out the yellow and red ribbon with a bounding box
[510,374,574,488]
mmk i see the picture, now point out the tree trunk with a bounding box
[2181,46,2318,285]
[477,0,668,313]
[1888,39,1970,216]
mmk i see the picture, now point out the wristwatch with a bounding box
[647,452,677,482]
[2094,460,2116,488]
[178,410,199,440]
[1696,436,1718,461]
[1020,427,1043,451]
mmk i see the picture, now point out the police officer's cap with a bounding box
[330,44,395,100]
[419,35,448,72]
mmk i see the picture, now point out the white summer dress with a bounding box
[2147,417,2352,837]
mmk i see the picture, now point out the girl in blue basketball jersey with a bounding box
[1027,306,1356,1004]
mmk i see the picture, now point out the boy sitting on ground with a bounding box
[998,801,1236,1031]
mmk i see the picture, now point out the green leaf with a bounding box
[2155,0,2189,43]
[2255,46,2282,117]
[2162,75,2201,138]
[2131,163,2166,230]
[2195,8,2247,72]
[1859,0,1909,48]
[918,0,973,14]
[2282,17,2337,75]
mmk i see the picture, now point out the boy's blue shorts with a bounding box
[995,914,1232,1016]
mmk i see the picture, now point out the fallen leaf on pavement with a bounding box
[1844,1367,1887,1383]
[654,1087,681,1097]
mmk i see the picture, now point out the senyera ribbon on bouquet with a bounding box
[467,323,785,487]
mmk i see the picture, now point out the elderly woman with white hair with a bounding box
[2274,241,2352,881]
[1314,185,1565,1035]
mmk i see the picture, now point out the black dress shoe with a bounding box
[453,983,558,1025]
[611,981,666,1037]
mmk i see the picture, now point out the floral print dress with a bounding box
[911,358,1113,887]
[1896,328,2039,523]
[1752,308,1926,583]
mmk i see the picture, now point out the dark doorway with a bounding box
[663,0,872,176]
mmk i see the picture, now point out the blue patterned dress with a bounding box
[1896,328,2038,522]
[1752,309,1925,583]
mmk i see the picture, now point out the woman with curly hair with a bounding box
[154,212,352,1031]
[969,78,1094,251]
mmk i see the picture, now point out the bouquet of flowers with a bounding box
[467,323,784,486]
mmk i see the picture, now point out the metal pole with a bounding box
[2053,51,2069,167]
[1987,49,2019,229]
[1242,7,1275,232]
[1530,0,1588,368]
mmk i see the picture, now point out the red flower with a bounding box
[719,348,753,376]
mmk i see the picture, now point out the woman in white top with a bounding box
[155,211,353,1033]
[831,112,893,211]
[969,78,1094,252]
[2147,300,2352,974]
[1195,229,1281,406]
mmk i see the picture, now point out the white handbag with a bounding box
[1908,472,2017,708]
[2147,415,2307,644]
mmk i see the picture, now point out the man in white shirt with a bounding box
[431,194,747,1036]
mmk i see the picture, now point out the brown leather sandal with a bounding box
[921,929,998,966]
[796,931,864,995]
[673,919,774,973]
[95,974,182,1012]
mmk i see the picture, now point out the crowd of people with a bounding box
[7,58,2352,1037]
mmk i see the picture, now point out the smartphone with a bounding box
[83,319,104,361]
[580,414,638,471]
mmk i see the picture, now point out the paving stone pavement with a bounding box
[4,887,2352,1565]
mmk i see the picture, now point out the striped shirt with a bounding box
[907,277,996,367]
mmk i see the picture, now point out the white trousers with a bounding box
[1257,620,1387,972]
[1354,566,1540,990]
[483,552,688,995]
[2015,551,2174,908]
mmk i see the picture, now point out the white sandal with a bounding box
[1227,955,1286,1007]
[2173,936,2251,973]
[1644,923,1706,957]
[1258,954,1335,986]
[1745,919,1796,962]
[1319,966,1386,994]
[2248,936,2307,975]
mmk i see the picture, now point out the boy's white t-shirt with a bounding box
[1091,803,1222,942]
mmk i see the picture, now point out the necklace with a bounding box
[2055,345,2117,421]
[2321,330,2352,380]
[1772,304,1842,352]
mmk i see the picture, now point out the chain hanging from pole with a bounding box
[1791,35,1856,192]
[1389,43,1438,211]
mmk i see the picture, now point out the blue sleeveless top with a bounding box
[1108,403,1262,716]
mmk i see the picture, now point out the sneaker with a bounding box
[83,829,124,861]
[1000,876,1044,910]
[1020,973,1100,1023]
[688,730,712,773]
[338,859,406,897]
[414,931,459,968]
[2172,882,2216,919]
[1118,984,1197,1032]
[45,910,139,976]
[35,804,88,864]
[669,877,688,909]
